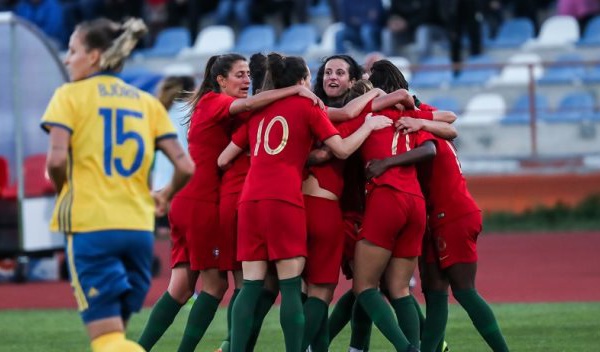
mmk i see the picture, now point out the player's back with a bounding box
[42,74,174,233]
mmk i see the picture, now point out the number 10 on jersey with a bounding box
[99,108,145,177]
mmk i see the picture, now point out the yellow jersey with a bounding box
[41,74,177,233]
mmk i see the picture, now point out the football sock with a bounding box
[311,305,330,352]
[390,296,421,347]
[357,288,411,352]
[92,332,125,352]
[246,288,277,351]
[328,289,355,343]
[453,288,509,352]
[350,297,372,350]
[177,291,221,352]
[420,290,449,352]
[138,291,183,351]
[410,294,426,334]
[218,288,241,352]
[231,280,265,351]
[302,297,329,351]
[279,276,305,352]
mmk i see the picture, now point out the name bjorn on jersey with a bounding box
[98,83,140,99]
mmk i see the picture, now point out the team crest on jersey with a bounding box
[213,247,220,258]
[437,237,447,252]
[437,212,445,219]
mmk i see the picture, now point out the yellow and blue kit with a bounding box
[41,73,177,323]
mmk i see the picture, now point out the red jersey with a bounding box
[221,120,251,196]
[338,107,435,198]
[236,96,339,207]
[418,138,480,228]
[176,92,236,202]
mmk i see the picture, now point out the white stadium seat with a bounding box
[458,93,506,125]
[305,22,344,60]
[522,15,580,49]
[179,25,235,58]
[488,52,544,86]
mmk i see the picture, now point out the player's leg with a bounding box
[217,270,243,352]
[276,257,307,352]
[246,269,278,351]
[385,257,420,348]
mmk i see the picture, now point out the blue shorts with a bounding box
[66,230,154,324]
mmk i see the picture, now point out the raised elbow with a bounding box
[331,149,351,160]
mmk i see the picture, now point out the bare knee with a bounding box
[307,284,336,303]
[201,270,229,298]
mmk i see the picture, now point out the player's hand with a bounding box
[153,190,170,217]
[365,113,393,131]
[298,86,325,109]
[365,159,387,179]
[395,117,423,134]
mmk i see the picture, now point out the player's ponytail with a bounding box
[249,53,267,94]
[264,52,308,89]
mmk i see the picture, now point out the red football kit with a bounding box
[419,137,481,269]
[235,96,339,261]
[170,92,238,270]
[338,107,435,257]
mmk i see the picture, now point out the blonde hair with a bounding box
[156,76,196,110]
[344,79,374,104]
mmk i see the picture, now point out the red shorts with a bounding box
[342,211,363,261]
[425,211,482,269]
[219,193,243,271]
[360,187,426,258]
[303,196,344,285]
[237,200,307,261]
[169,197,220,271]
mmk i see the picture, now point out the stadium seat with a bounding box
[522,15,580,49]
[488,18,535,48]
[541,91,595,123]
[162,63,196,76]
[501,93,549,125]
[387,56,412,82]
[232,25,276,54]
[275,24,318,55]
[488,52,544,86]
[138,27,191,58]
[304,22,344,60]
[179,25,234,58]
[577,15,600,46]
[454,54,498,86]
[537,53,585,85]
[427,96,460,113]
[410,56,453,88]
[128,73,164,94]
[23,154,54,197]
[583,64,600,83]
[457,93,506,125]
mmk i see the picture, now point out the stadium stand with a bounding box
[538,53,585,85]
[488,52,544,86]
[275,23,318,55]
[179,25,235,58]
[577,15,600,47]
[501,93,550,125]
[487,18,535,49]
[541,90,596,123]
[23,154,54,198]
[410,56,453,88]
[523,15,580,49]
[454,54,499,86]
[458,93,507,125]
[232,25,276,54]
[137,27,191,58]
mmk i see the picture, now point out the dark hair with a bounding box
[76,18,147,72]
[313,55,363,107]
[263,52,308,89]
[344,79,374,104]
[186,53,247,123]
[369,59,409,93]
[249,53,267,94]
[156,75,196,110]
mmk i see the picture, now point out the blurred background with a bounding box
[0,0,599,284]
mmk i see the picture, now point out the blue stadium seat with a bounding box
[583,64,600,83]
[501,93,549,125]
[538,53,585,85]
[542,91,595,123]
[120,67,163,93]
[577,15,600,46]
[410,57,453,88]
[233,25,276,54]
[275,24,317,55]
[454,55,498,86]
[488,18,534,48]
[426,96,460,112]
[138,27,191,58]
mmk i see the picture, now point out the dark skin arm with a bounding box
[306,146,333,166]
[365,140,436,179]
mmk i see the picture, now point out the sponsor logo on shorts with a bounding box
[87,287,99,298]
[212,247,220,258]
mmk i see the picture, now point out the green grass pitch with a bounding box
[1,302,599,351]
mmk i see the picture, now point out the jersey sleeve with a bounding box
[336,113,365,138]
[231,121,249,149]
[207,92,237,122]
[414,130,436,146]
[150,97,178,142]
[402,109,434,120]
[40,85,75,134]
[308,105,340,142]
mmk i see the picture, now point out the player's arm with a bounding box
[46,127,70,194]
[323,114,393,159]
[307,146,333,166]
[365,140,437,179]
[229,85,324,114]
[431,110,457,123]
[154,138,195,215]
[371,88,415,111]
[396,117,458,140]
[218,142,244,170]
[327,88,384,122]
